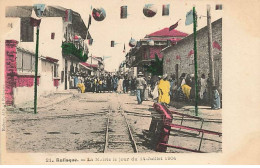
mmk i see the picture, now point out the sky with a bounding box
[4,0,223,72]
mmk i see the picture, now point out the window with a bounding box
[53,64,58,77]
[51,32,55,39]
[20,18,34,42]
[16,50,35,73]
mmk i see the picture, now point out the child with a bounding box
[212,86,221,109]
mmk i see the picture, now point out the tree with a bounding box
[144,53,163,76]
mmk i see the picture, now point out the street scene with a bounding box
[3,1,222,153]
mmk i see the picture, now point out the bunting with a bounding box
[111,41,115,47]
[120,6,127,19]
[162,4,170,16]
[65,9,72,24]
[185,10,193,25]
[88,38,93,45]
[213,41,221,50]
[30,9,41,27]
[33,4,45,17]
[188,50,194,57]
[215,4,223,10]
[169,19,181,31]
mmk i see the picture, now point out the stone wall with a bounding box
[163,18,222,93]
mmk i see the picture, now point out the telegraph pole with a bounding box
[34,26,40,114]
[193,7,199,116]
[207,5,215,108]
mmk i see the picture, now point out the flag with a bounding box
[88,14,91,28]
[188,50,194,57]
[169,19,181,31]
[111,41,115,47]
[213,41,221,50]
[176,55,181,60]
[65,9,72,23]
[123,43,126,53]
[88,38,93,45]
[33,4,45,17]
[51,33,55,39]
[162,4,170,16]
[103,56,111,60]
[120,6,127,19]
[30,17,41,27]
[185,10,193,25]
[215,4,223,10]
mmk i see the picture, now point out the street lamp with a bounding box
[31,4,45,114]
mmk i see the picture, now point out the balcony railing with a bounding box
[61,42,88,62]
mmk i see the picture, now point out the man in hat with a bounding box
[158,74,171,105]
[136,72,147,104]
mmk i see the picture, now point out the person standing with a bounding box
[123,76,128,93]
[199,74,207,103]
[130,77,136,95]
[151,76,161,102]
[189,74,196,101]
[169,74,176,99]
[135,72,147,104]
[117,76,124,94]
[107,74,112,92]
[212,86,221,109]
[112,75,118,92]
[158,74,171,105]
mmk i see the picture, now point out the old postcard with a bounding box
[0,0,259,165]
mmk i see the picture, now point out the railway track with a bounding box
[103,106,138,153]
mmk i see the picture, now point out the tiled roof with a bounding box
[80,62,98,68]
[147,28,188,37]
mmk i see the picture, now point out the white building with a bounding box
[5,6,91,105]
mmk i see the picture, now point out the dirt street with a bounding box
[6,92,221,153]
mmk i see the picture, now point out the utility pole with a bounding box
[207,5,215,108]
[34,26,40,114]
[193,6,199,116]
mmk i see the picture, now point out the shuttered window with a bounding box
[16,50,35,72]
[20,18,34,42]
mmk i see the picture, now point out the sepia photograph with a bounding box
[0,0,259,165]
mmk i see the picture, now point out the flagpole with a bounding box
[207,5,215,108]
[193,7,199,116]
[34,25,40,114]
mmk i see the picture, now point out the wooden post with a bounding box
[34,26,40,114]
[207,5,215,107]
[193,7,199,116]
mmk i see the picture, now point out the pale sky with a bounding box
[4,0,223,72]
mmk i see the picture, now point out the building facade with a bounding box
[5,6,91,105]
[127,28,188,78]
[162,18,222,94]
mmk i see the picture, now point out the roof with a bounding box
[5,6,90,39]
[80,62,98,68]
[146,28,188,38]
[140,37,182,42]
[45,56,59,63]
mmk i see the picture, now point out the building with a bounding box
[162,18,222,94]
[5,6,91,105]
[127,28,188,78]
[85,55,105,77]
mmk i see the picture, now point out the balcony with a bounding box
[61,42,88,62]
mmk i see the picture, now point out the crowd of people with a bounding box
[77,74,137,94]
[149,72,221,109]
[76,72,221,110]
